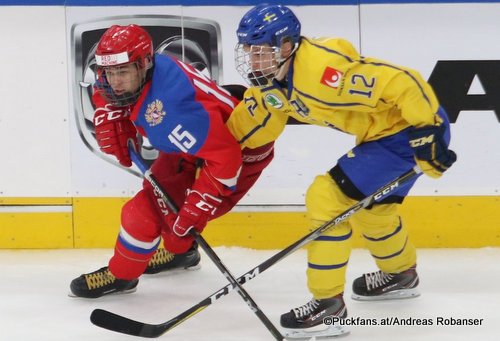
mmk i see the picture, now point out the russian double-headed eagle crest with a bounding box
[145,99,166,126]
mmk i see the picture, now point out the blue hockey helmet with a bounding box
[236,4,301,48]
[235,5,301,86]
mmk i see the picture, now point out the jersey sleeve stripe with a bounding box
[238,112,273,144]
[294,87,376,108]
[359,60,433,106]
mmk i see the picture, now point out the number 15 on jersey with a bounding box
[168,124,197,152]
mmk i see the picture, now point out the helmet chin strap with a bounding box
[274,42,299,82]
[249,74,270,87]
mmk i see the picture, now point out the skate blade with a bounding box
[67,286,137,298]
[143,263,201,276]
[351,288,420,301]
[283,323,350,340]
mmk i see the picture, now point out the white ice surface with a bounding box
[0,247,499,340]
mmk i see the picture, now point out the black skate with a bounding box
[352,265,420,301]
[144,244,201,274]
[69,267,138,298]
[280,294,349,339]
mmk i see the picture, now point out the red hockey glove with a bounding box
[408,125,457,179]
[172,189,223,237]
[93,105,138,167]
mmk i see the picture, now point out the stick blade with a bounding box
[90,308,165,338]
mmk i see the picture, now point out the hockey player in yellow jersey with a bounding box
[231,4,457,339]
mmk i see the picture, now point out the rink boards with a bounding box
[0,196,498,248]
[1,1,499,249]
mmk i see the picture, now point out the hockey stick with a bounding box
[91,160,422,338]
[90,144,284,340]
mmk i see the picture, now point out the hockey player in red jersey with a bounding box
[70,24,274,298]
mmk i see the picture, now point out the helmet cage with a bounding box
[235,44,282,87]
[95,62,149,107]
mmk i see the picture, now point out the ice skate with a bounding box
[352,265,420,301]
[69,267,138,298]
[144,243,201,274]
[280,294,349,339]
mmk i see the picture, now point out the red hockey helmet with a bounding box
[94,24,153,106]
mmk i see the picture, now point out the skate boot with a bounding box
[280,294,349,339]
[69,267,138,298]
[352,265,420,301]
[144,243,201,274]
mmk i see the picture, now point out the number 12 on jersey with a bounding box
[349,74,375,98]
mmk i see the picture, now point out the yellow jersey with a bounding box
[227,37,442,148]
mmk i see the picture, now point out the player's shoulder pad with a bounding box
[305,36,360,60]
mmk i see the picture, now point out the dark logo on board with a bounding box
[70,15,222,176]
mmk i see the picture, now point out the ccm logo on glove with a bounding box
[172,190,222,237]
[408,125,457,178]
[194,199,218,214]
[93,105,138,167]
[94,107,128,126]
[409,134,434,148]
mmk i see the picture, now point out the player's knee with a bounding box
[306,174,356,224]
[350,204,399,232]
[121,190,162,239]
